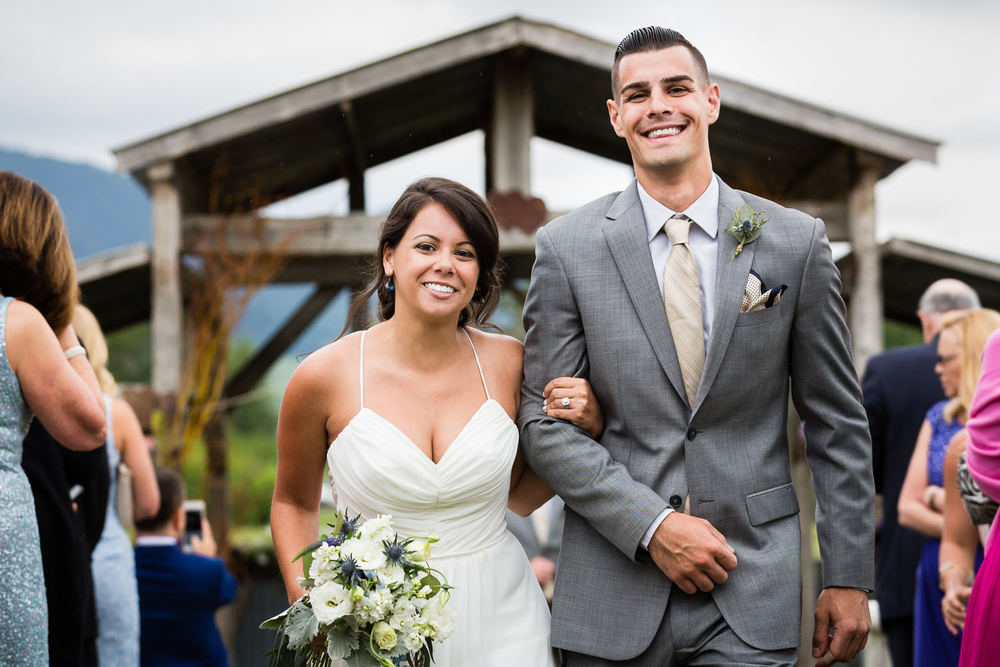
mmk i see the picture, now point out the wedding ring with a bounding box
[561,397,571,407]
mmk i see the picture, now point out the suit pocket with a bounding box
[745,482,799,526]
[735,302,782,327]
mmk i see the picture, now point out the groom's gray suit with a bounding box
[519,177,875,660]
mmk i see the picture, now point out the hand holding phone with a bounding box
[182,499,205,551]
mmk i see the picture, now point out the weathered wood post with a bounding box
[847,153,883,373]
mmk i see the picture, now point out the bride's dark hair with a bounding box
[340,177,503,336]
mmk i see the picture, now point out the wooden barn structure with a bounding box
[102,16,938,397]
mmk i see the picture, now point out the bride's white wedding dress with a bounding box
[327,330,556,666]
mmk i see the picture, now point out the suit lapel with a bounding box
[602,182,688,405]
[693,180,754,413]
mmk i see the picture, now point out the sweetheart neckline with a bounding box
[329,398,515,467]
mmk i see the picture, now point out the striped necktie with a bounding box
[663,214,705,408]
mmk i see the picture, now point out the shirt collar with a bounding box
[135,535,180,547]
[638,175,720,243]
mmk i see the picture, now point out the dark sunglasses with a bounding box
[936,354,959,365]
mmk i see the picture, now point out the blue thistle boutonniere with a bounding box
[725,203,768,258]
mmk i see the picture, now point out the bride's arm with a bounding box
[509,376,604,516]
[271,359,335,604]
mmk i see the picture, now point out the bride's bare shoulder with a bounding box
[466,328,523,381]
[285,332,363,399]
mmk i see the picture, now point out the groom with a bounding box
[519,27,874,665]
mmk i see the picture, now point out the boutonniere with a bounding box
[725,203,768,258]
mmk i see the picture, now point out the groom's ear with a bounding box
[607,98,625,138]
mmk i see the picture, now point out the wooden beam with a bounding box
[784,200,848,242]
[224,285,341,399]
[486,50,533,194]
[846,155,882,373]
[339,101,367,212]
[149,162,183,394]
[182,213,540,257]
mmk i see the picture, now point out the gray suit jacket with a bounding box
[518,178,874,659]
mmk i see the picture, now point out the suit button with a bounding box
[687,428,697,441]
[669,495,683,508]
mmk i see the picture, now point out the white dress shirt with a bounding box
[635,175,721,550]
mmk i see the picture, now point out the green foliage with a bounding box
[884,319,923,349]
[105,321,151,384]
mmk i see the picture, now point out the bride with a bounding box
[271,177,603,665]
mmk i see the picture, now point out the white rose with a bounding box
[379,563,406,586]
[310,582,353,625]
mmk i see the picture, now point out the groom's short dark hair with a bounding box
[611,27,709,97]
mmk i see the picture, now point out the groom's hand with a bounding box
[811,587,870,665]
[648,512,737,593]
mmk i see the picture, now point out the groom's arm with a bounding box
[788,218,875,591]
[788,218,874,662]
[518,225,669,562]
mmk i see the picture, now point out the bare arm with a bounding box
[271,358,334,604]
[113,397,160,520]
[898,419,944,538]
[940,430,978,635]
[7,301,106,449]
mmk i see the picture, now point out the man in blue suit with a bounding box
[134,467,236,667]
[862,278,979,666]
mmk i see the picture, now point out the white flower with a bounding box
[308,543,341,585]
[379,563,406,586]
[359,514,394,541]
[339,537,387,571]
[420,597,454,640]
[372,621,397,651]
[310,581,353,625]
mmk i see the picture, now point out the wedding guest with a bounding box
[22,415,109,667]
[863,278,980,666]
[74,304,159,667]
[0,170,107,665]
[898,308,1000,666]
[959,328,1000,665]
[939,429,996,636]
[135,467,235,667]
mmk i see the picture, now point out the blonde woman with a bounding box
[73,304,159,667]
[898,308,1000,665]
[0,171,107,665]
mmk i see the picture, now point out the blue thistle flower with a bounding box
[741,220,753,235]
[383,540,407,565]
[339,557,367,585]
[339,518,357,537]
[322,536,342,547]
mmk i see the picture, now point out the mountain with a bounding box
[0,147,348,352]
[0,148,151,258]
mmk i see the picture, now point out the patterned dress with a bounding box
[0,296,48,664]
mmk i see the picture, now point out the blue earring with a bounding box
[385,277,394,292]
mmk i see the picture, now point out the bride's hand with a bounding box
[543,377,604,439]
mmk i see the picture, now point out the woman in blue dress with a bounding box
[898,308,1000,666]
[0,171,108,664]
[74,304,160,666]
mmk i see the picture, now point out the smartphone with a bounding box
[182,499,205,550]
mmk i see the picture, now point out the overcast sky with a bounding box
[1,0,998,260]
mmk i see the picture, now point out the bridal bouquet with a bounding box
[262,513,453,667]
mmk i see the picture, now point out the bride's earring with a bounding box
[385,276,394,292]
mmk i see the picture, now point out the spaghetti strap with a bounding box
[359,330,366,409]
[463,328,491,401]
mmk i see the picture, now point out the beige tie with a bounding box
[663,214,705,408]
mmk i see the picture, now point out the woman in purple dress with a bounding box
[899,308,1000,666]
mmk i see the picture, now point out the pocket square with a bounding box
[741,270,787,313]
